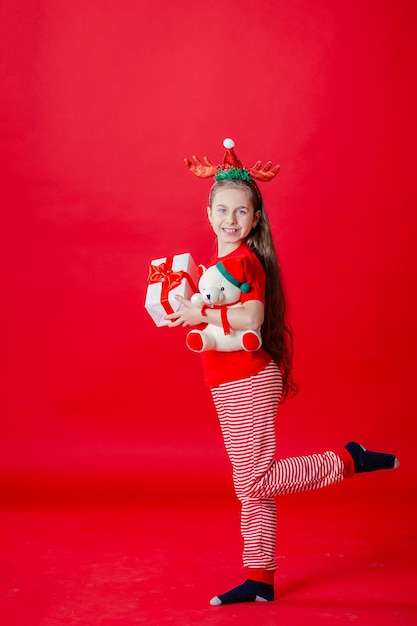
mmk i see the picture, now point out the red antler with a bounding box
[248,160,280,182]
[184,155,218,178]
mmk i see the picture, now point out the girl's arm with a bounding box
[165,294,264,330]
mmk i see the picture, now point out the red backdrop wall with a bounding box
[1,0,416,505]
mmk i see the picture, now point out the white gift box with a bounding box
[145,253,199,327]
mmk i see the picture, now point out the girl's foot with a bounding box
[210,580,274,606]
[344,441,400,473]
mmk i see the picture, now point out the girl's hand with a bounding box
[165,296,264,331]
[164,295,203,328]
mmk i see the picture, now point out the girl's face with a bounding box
[207,186,260,256]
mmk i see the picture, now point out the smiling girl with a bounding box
[165,139,399,606]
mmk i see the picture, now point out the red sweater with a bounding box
[200,243,271,387]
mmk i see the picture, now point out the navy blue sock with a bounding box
[210,580,274,606]
[344,441,399,473]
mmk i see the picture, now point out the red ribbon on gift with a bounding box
[148,256,197,315]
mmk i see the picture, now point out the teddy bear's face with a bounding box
[198,265,242,306]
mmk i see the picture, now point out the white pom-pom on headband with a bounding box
[223,138,235,150]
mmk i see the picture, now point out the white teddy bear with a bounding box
[186,259,262,353]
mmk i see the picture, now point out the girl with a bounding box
[165,139,399,606]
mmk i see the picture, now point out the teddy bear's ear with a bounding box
[197,264,206,277]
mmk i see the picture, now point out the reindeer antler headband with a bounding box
[184,138,280,183]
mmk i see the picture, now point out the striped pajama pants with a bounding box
[210,360,345,572]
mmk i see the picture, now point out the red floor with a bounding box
[0,475,415,626]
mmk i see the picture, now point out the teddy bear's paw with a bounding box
[186,330,205,352]
[242,331,262,352]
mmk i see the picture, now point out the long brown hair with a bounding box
[209,178,298,401]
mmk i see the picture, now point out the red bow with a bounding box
[148,262,184,291]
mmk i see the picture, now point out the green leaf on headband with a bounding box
[214,167,253,183]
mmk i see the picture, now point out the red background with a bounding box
[1,0,416,504]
